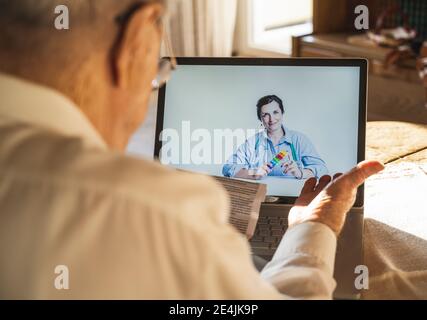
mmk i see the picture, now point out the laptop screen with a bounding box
[155,59,365,201]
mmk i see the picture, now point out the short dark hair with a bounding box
[256,95,284,121]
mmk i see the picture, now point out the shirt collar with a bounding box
[261,125,293,144]
[0,73,107,150]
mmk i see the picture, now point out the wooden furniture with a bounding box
[293,33,420,83]
[292,0,427,124]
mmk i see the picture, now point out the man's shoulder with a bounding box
[77,151,230,224]
[0,121,229,221]
[65,148,229,221]
[97,153,227,210]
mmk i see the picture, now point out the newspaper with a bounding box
[214,176,267,239]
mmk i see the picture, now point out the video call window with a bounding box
[159,65,360,197]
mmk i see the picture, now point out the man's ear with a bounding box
[110,3,163,89]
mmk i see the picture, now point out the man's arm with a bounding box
[189,217,336,299]
[263,161,384,298]
[195,161,383,299]
[261,222,337,299]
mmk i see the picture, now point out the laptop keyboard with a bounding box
[250,215,288,257]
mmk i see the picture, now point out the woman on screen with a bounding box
[222,95,328,180]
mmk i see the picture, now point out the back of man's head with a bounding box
[0,1,135,60]
[0,0,166,150]
[0,0,85,27]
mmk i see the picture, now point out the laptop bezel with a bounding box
[154,57,367,208]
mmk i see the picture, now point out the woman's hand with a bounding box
[249,164,271,180]
[235,164,271,180]
[282,160,303,179]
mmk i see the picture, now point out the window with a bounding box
[235,0,313,56]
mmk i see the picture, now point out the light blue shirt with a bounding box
[222,126,328,179]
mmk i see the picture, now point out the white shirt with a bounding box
[0,73,337,299]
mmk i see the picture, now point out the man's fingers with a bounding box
[315,175,331,193]
[301,177,317,193]
[343,160,384,188]
[333,173,343,180]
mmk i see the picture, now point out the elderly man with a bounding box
[0,0,383,299]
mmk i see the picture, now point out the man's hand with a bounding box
[288,160,384,235]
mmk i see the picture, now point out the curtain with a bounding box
[166,0,238,56]
[127,0,238,156]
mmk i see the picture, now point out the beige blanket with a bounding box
[362,162,427,299]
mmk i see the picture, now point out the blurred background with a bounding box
[129,0,427,156]
[163,0,427,123]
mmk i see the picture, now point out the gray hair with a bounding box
[0,0,164,28]
[0,0,165,55]
[0,0,94,27]
[0,0,122,56]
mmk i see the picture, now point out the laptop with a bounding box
[153,58,368,300]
